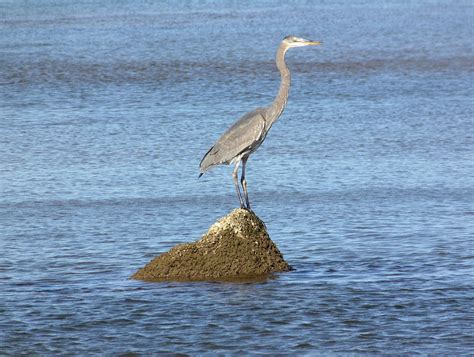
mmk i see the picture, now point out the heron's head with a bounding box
[283,35,321,48]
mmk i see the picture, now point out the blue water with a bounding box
[1,0,473,355]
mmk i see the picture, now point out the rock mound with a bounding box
[132,208,292,282]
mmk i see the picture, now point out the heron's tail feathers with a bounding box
[199,145,220,174]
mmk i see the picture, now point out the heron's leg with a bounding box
[232,161,245,208]
[240,156,251,210]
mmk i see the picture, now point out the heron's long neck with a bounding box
[267,44,290,125]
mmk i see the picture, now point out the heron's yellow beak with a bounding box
[305,40,321,45]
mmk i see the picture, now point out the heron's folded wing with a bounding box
[200,108,266,172]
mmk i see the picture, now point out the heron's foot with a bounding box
[238,204,253,212]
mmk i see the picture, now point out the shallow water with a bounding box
[1,0,473,355]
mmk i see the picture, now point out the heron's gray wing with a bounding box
[200,108,266,173]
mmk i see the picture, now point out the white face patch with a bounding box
[282,36,320,50]
[287,37,311,48]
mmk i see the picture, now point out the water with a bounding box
[1,0,473,354]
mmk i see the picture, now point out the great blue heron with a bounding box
[199,35,321,210]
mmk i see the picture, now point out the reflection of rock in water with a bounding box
[131,208,292,282]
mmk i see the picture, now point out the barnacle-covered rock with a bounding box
[131,209,291,282]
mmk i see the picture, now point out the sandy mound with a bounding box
[131,208,292,282]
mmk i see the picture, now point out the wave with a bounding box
[1,56,472,87]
